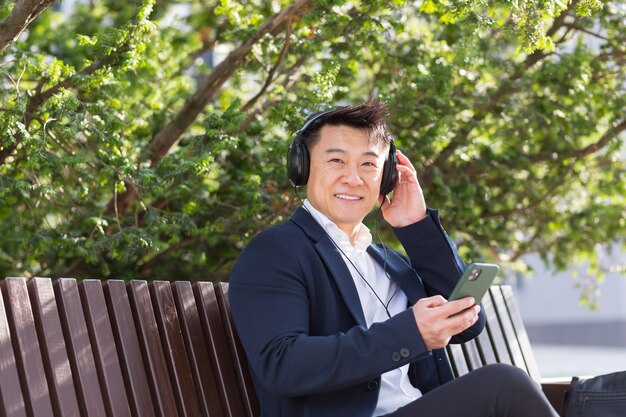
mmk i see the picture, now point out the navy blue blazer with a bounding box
[229,207,486,417]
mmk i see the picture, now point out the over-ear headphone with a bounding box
[287,111,398,196]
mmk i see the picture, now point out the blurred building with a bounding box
[515,248,626,347]
[512,247,626,377]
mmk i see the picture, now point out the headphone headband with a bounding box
[295,110,334,136]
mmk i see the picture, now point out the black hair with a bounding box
[300,102,391,152]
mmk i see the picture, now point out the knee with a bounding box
[479,364,539,392]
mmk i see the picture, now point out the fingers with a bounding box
[395,149,416,172]
[395,150,419,185]
[446,304,481,335]
[444,297,476,314]
[420,294,448,308]
[412,296,480,350]
[395,164,417,183]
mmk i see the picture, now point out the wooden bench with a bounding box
[0,277,258,417]
[0,278,567,417]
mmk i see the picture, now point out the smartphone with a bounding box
[448,262,500,303]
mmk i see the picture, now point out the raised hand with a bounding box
[380,149,428,228]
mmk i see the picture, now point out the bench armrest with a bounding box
[541,378,571,416]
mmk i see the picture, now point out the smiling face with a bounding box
[306,124,388,238]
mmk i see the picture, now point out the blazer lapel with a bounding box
[367,244,428,304]
[291,208,367,327]
[315,238,367,326]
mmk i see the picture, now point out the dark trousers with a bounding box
[385,363,559,417]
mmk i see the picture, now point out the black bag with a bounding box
[564,371,626,417]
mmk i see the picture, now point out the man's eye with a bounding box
[329,159,343,164]
[362,162,377,167]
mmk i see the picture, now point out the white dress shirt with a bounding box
[303,200,422,415]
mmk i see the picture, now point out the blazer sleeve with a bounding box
[229,226,431,398]
[393,208,486,343]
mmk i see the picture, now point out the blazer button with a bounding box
[391,351,402,362]
[366,380,379,391]
[400,348,410,358]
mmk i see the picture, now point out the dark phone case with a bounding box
[449,263,499,303]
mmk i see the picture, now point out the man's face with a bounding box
[307,124,388,236]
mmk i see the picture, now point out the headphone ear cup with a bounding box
[287,136,309,186]
[287,110,333,187]
[380,141,398,196]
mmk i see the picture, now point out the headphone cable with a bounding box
[296,190,399,319]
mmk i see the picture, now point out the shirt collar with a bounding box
[303,199,372,255]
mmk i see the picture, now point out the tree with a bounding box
[1,1,624,298]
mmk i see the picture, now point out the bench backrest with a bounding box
[445,285,542,382]
[0,277,259,417]
[0,278,538,417]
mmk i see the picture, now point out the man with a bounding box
[229,102,558,417]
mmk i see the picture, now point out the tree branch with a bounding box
[597,49,625,64]
[0,0,55,53]
[107,0,314,217]
[456,118,625,184]
[1,6,152,166]
[564,23,612,42]
[522,0,578,69]
[25,10,150,127]
[237,56,307,135]
[420,123,476,188]
[242,13,293,113]
[564,119,626,159]
[483,167,572,220]
[422,2,589,181]
[146,0,312,167]
[0,0,55,163]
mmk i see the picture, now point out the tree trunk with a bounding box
[0,0,56,53]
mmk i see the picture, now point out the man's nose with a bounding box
[342,167,364,186]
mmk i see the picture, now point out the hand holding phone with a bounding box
[448,262,499,304]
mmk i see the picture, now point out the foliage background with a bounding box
[1,0,624,301]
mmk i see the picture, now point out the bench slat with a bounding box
[0,281,27,417]
[474,320,498,365]
[194,282,247,417]
[461,339,483,371]
[56,278,108,417]
[28,278,81,417]
[500,286,542,382]
[128,280,180,417]
[173,281,226,417]
[3,278,55,417]
[490,286,528,372]
[151,281,203,417]
[81,280,133,417]
[215,283,259,417]
[446,343,468,377]
[105,280,157,417]
[483,288,513,365]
